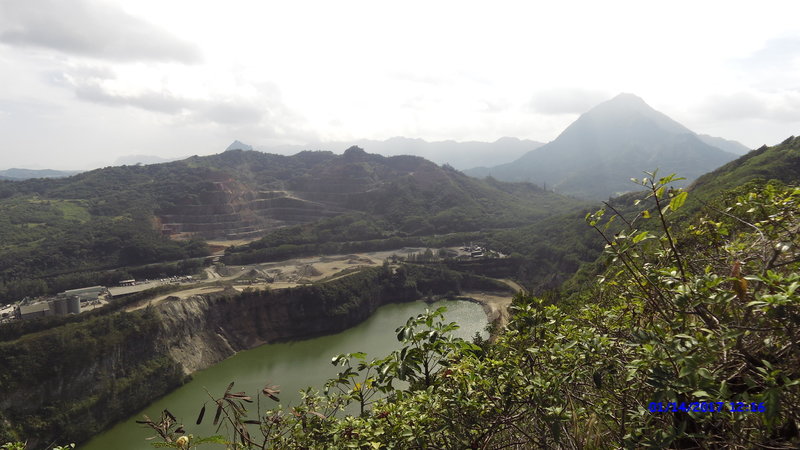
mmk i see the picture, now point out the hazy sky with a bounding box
[1,0,799,169]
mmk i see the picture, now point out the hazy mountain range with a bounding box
[696,134,751,155]
[91,137,542,174]
[4,93,752,192]
[465,93,744,199]
[0,168,82,180]
[251,136,545,171]
[226,140,254,151]
[113,155,182,166]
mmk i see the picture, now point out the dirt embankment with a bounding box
[458,279,524,339]
[155,267,420,375]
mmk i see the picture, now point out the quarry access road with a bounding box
[124,248,520,331]
[124,249,422,312]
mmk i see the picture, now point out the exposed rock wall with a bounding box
[156,268,417,374]
[159,181,350,239]
[0,267,419,448]
[0,311,186,447]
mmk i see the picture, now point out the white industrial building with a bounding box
[13,285,108,320]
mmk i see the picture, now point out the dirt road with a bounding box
[124,250,417,312]
[124,248,522,328]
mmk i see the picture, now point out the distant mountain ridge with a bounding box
[256,136,544,170]
[114,155,180,166]
[3,147,578,243]
[465,94,740,200]
[696,134,751,155]
[0,168,81,180]
[0,146,589,303]
[226,140,254,151]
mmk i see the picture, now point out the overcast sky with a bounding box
[1,0,799,169]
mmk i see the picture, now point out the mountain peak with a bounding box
[468,94,738,200]
[588,93,656,115]
[577,92,691,136]
[610,92,646,103]
[342,145,369,161]
[226,140,253,151]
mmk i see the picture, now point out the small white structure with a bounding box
[61,286,105,302]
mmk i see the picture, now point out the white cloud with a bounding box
[529,88,611,115]
[3,1,800,168]
[0,0,201,63]
[699,92,769,120]
[48,64,300,128]
[698,91,800,122]
[739,36,800,72]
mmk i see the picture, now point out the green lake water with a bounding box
[80,300,488,449]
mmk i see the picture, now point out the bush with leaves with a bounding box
[579,173,800,447]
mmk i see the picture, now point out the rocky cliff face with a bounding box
[0,267,418,448]
[0,311,186,447]
[157,180,348,240]
[156,268,416,374]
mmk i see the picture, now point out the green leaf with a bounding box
[669,191,688,211]
[765,388,779,419]
[692,390,709,398]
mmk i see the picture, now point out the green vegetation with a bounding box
[1,444,73,450]
[685,135,800,212]
[140,175,799,448]
[0,308,186,446]
[221,156,587,269]
[0,163,221,301]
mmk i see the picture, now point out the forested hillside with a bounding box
[688,135,800,205]
[134,138,799,449]
[0,147,585,302]
[0,168,212,301]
